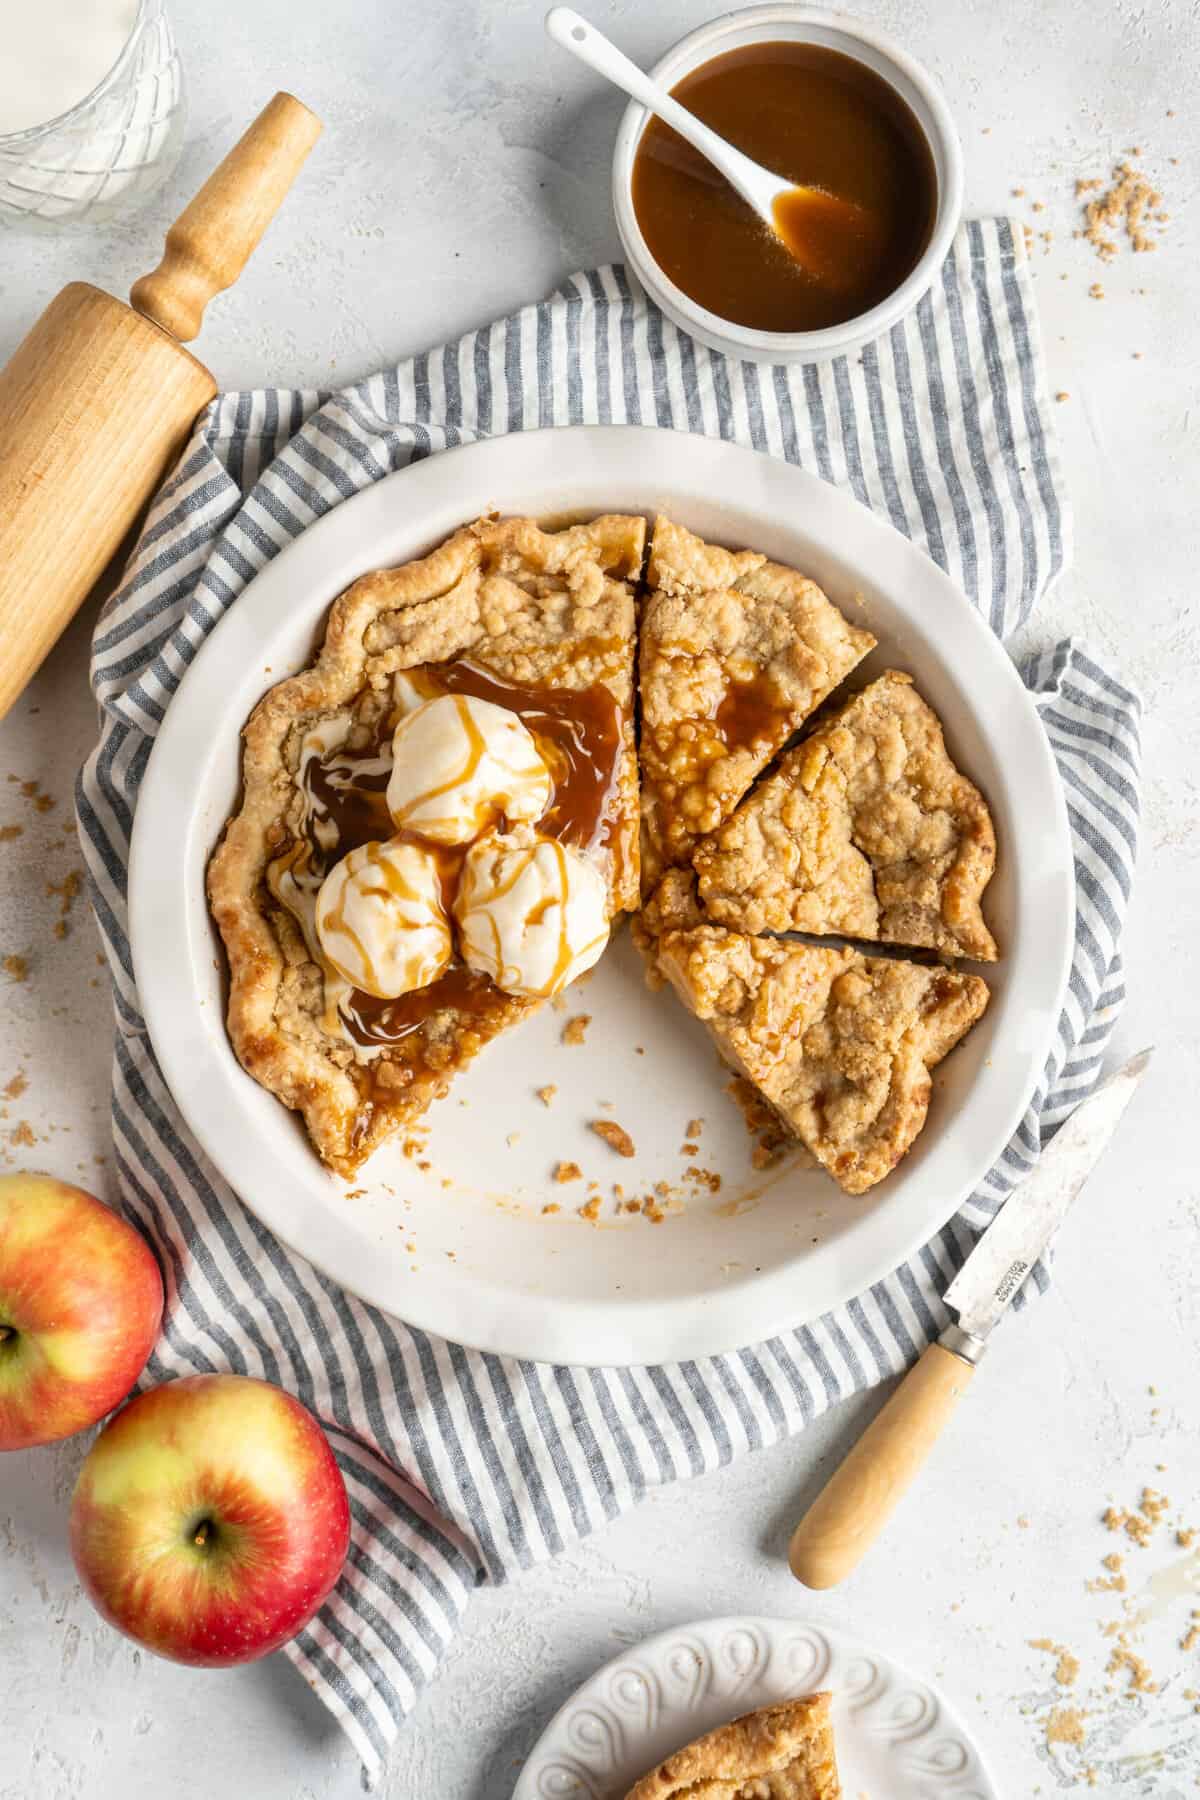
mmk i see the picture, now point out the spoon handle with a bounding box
[544,7,774,215]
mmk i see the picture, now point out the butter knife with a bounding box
[789,1048,1152,1589]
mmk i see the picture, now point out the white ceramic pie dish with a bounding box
[129,425,1073,1367]
[513,1614,1000,1798]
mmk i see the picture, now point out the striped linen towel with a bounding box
[79,219,1141,1779]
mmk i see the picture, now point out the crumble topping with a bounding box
[638,516,874,890]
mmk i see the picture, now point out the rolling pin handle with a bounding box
[130,92,321,343]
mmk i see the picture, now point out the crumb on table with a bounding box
[562,1014,591,1046]
[553,1160,582,1184]
[536,1084,557,1106]
[590,1119,635,1158]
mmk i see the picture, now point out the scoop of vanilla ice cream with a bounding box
[386,694,552,845]
[315,838,452,998]
[454,829,610,999]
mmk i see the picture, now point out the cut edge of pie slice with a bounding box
[623,1692,841,1800]
[208,512,645,1179]
[638,514,876,895]
[654,890,989,1195]
[694,669,999,961]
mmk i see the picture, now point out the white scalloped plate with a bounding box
[130,425,1074,1365]
[513,1614,1000,1799]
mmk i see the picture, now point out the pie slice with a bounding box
[694,671,998,960]
[638,516,876,893]
[624,1693,841,1800]
[655,893,989,1194]
[208,514,644,1178]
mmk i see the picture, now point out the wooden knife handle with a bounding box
[130,92,322,343]
[788,1342,975,1589]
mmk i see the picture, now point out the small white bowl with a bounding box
[611,4,964,365]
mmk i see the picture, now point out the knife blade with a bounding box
[789,1046,1153,1589]
[942,1046,1153,1355]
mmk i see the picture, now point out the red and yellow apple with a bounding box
[0,1172,163,1451]
[70,1373,351,1665]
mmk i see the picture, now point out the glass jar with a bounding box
[0,0,185,230]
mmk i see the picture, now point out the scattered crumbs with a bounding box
[33,794,55,814]
[404,1240,416,1254]
[46,869,82,924]
[1180,1612,1200,1654]
[1089,282,1105,300]
[578,1195,601,1222]
[1080,160,1168,261]
[634,1045,645,1055]
[686,1117,704,1138]
[506,1132,521,1148]
[541,1202,561,1216]
[1030,1639,1081,1687]
[1177,1527,1196,1548]
[1032,199,1045,213]
[1013,185,1026,197]
[621,1197,642,1214]
[644,1200,666,1224]
[590,1119,635,1158]
[680,1142,699,1157]
[685,1165,722,1195]
[562,1014,591,1046]
[1045,1706,1086,1748]
[536,1084,557,1107]
[1089,1550,1128,1594]
[1107,1641,1157,1694]
[1055,390,1070,403]
[1018,1514,1032,1529]
[3,954,28,983]
[3,1073,27,1101]
[0,824,22,843]
[553,1160,582,1184]
[417,1159,431,1173]
[344,1186,367,1200]
[10,1121,36,1148]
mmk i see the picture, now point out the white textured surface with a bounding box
[0,1,1196,1795]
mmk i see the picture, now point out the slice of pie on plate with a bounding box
[208,514,644,1178]
[694,670,998,960]
[638,516,876,894]
[624,1692,841,1800]
[654,886,989,1195]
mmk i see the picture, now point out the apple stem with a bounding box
[193,1521,210,1549]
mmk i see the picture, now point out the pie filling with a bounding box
[265,658,627,1069]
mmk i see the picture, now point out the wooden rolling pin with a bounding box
[0,91,322,720]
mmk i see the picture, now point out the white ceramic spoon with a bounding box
[544,5,872,282]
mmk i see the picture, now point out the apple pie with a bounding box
[694,671,998,960]
[208,515,643,1177]
[638,516,875,893]
[625,1693,841,1800]
[654,883,989,1195]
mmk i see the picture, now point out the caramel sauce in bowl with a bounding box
[612,6,963,365]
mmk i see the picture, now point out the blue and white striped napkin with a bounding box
[78,220,1141,1779]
